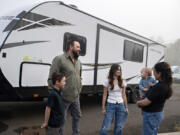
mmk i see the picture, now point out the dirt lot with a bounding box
[0,84,180,135]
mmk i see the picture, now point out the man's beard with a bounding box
[72,50,79,59]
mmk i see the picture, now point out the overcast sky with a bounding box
[0,0,180,44]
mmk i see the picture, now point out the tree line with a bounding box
[165,39,180,66]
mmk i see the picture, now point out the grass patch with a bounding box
[175,122,180,131]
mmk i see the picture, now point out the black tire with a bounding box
[130,91,137,103]
[126,89,131,103]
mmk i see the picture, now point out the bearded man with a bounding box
[48,39,82,135]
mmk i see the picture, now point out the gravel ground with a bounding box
[0,84,180,135]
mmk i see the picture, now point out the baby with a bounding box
[139,67,156,99]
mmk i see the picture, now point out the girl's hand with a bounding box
[101,108,106,115]
[125,108,129,114]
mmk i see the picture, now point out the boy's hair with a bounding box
[147,68,152,76]
[52,72,65,85]
[142,67,152,76]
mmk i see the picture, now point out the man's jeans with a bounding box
[100,102,128,135]
[142,111,164,135]
[59,97,81,135]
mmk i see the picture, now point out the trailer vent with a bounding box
[40,19,72,26]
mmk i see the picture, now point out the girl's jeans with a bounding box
[100,102,127,135]
[142,111,164,135]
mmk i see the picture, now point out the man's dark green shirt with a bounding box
[48,53,82,102]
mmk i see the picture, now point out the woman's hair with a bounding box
[108,64,123,90]
[52,72,65,85]
[154,62,173,99]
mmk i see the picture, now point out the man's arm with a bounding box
[48,56,61,89]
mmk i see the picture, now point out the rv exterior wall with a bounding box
[0,2,165,99]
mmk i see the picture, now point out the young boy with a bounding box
[41,72,66,135]
[139,67,156,99]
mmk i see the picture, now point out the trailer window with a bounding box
[63,32,86,56]
[123,40,144,62]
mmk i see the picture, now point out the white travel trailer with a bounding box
[0,1,165,102]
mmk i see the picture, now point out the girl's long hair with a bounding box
[154,62,173,99]
[108,64,123,90]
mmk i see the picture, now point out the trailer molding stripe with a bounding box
[2,40,50,49]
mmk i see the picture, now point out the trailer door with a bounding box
[96,28,124,85]
[95,25,147,85]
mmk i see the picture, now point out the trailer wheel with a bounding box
[126,89,131,103]
[130,91,137,103]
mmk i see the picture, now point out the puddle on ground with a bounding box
[15,125,45,135]
[0,121,8,133]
